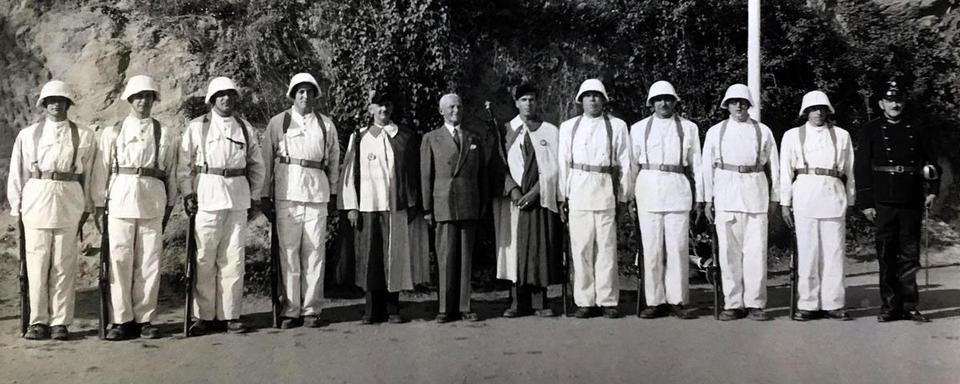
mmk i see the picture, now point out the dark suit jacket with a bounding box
[420,125,487,222]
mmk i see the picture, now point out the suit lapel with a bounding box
[454,132,469,176]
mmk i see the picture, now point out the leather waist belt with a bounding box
[639,163,685,174]
[715,163,763,173]
[29,171,83,182]
[796,167,842,178]
[115,167,166,180]
[872,165,919,174]
[571,163,616,174]
[278,156,325,169]
[194,166,247,178]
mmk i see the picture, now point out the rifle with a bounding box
[18,217,29,337]
[562,219,571,317]
[269,217,282,328]
[789,229,799,320]
[635,215,646,316]
[709,225,723,320]
[483,101,506,165]
[183,213,197,336]
[98,210,111,339]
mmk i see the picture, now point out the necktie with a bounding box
[452,128,461,149]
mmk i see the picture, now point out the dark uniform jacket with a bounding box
[420,125,488,222]
[854,117,939,209]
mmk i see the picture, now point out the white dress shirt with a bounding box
[90,115,179,219]
[7,118,96,228]
[779,122,856,218]
[340,124,397,212]
[701,118,780,213]
[261,109,340,203]
[558,114,633,211]
[630,115,703,212]
[177,112,265,211]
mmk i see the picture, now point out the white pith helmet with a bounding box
[575,79,609,103]
[36,80,75,108]
[646,80,679,106]
[286,73,320,99]
[720,83,754,108]
[205,76,239,104]
[798,90,834,117]
[121,75,160,102]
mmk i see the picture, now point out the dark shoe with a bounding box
[502,308,521,318]
[573,307,595,319]
[747,308,770,321]
[105,324,127,341]
[671,304,697,320]
[24,324,50,340]
[303,315,326,328]
[638,304,669,319]
[793,310,817,321]
[902,309,931,323]
[360,316,377,325]
[226,320,249,334]
[50,325,69,340]
[140,323,161,339]
[824,309,852,321]
[719,308,746,321]
[189,320,213,336]
[462,312,481,322]
[280,317,302,329]
[387,314,407,324]
[535,308,557,318]
[877,311,900,323]
[602,307,622,319]
[435,313,451,323]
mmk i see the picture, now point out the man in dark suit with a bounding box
[855,81,940,323]
[421,93,487,323]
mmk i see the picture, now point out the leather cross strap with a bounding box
[641,115,685,172]
[29,120,83,183]
[796,124,841,179]
[109,118,165,181]
[570,114,619,196]
[715,118,763,173]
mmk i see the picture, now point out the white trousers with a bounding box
[637,211,689,306]
[24,225,79,326]
[716,211,768,309]
[569,209,619,307]
[193,209,246,320]
[276,200,327,317]
[794,215,846,311]
[107,216,162,324]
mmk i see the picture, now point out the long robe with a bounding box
[499,119,562,287]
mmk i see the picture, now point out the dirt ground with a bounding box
[1,243,959,384]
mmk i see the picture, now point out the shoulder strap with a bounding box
[70,121,79,171]
[32,120,44,170]
[316,115,327,160]
[798,125,807,168]
[718,120,728,166]
[152,118,162,169]
[827,124,838,171]
[643,117,653,165]
[200,113,211,167]
[603,115,614,167]
[749,119,761,167]
[674,116,684,165]
[570,116,583,160]
[282,112,291,134]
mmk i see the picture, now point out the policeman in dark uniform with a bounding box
[855,81,940,323]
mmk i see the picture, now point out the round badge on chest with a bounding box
[540,139,548,146]
[367,153,376,161]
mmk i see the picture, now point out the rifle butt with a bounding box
[183,214,196,337]
[18,218,29,337]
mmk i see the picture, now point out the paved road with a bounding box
[1,260,958,384]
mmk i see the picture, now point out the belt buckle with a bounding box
[738,165,748,173]
[136,167,145,176]
[894,165,905,173]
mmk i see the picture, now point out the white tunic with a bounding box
[89,115,179,219]
[630,115,703,212]
[7,119,96,228]
[779,123,856,218]
[558,114,633,210]
[177,113,266,211]
[261,109,340,203]
[340,124,397,212]
[701,118,780,213]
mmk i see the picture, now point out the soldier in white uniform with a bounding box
[780,90,855,321]
[90,75,179,340]
[261,73,340,328]
[702,84,780,321]
[178,76,266,335]
[558,79,633,319]
[7,80,96,340]
[630,81,702,319]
